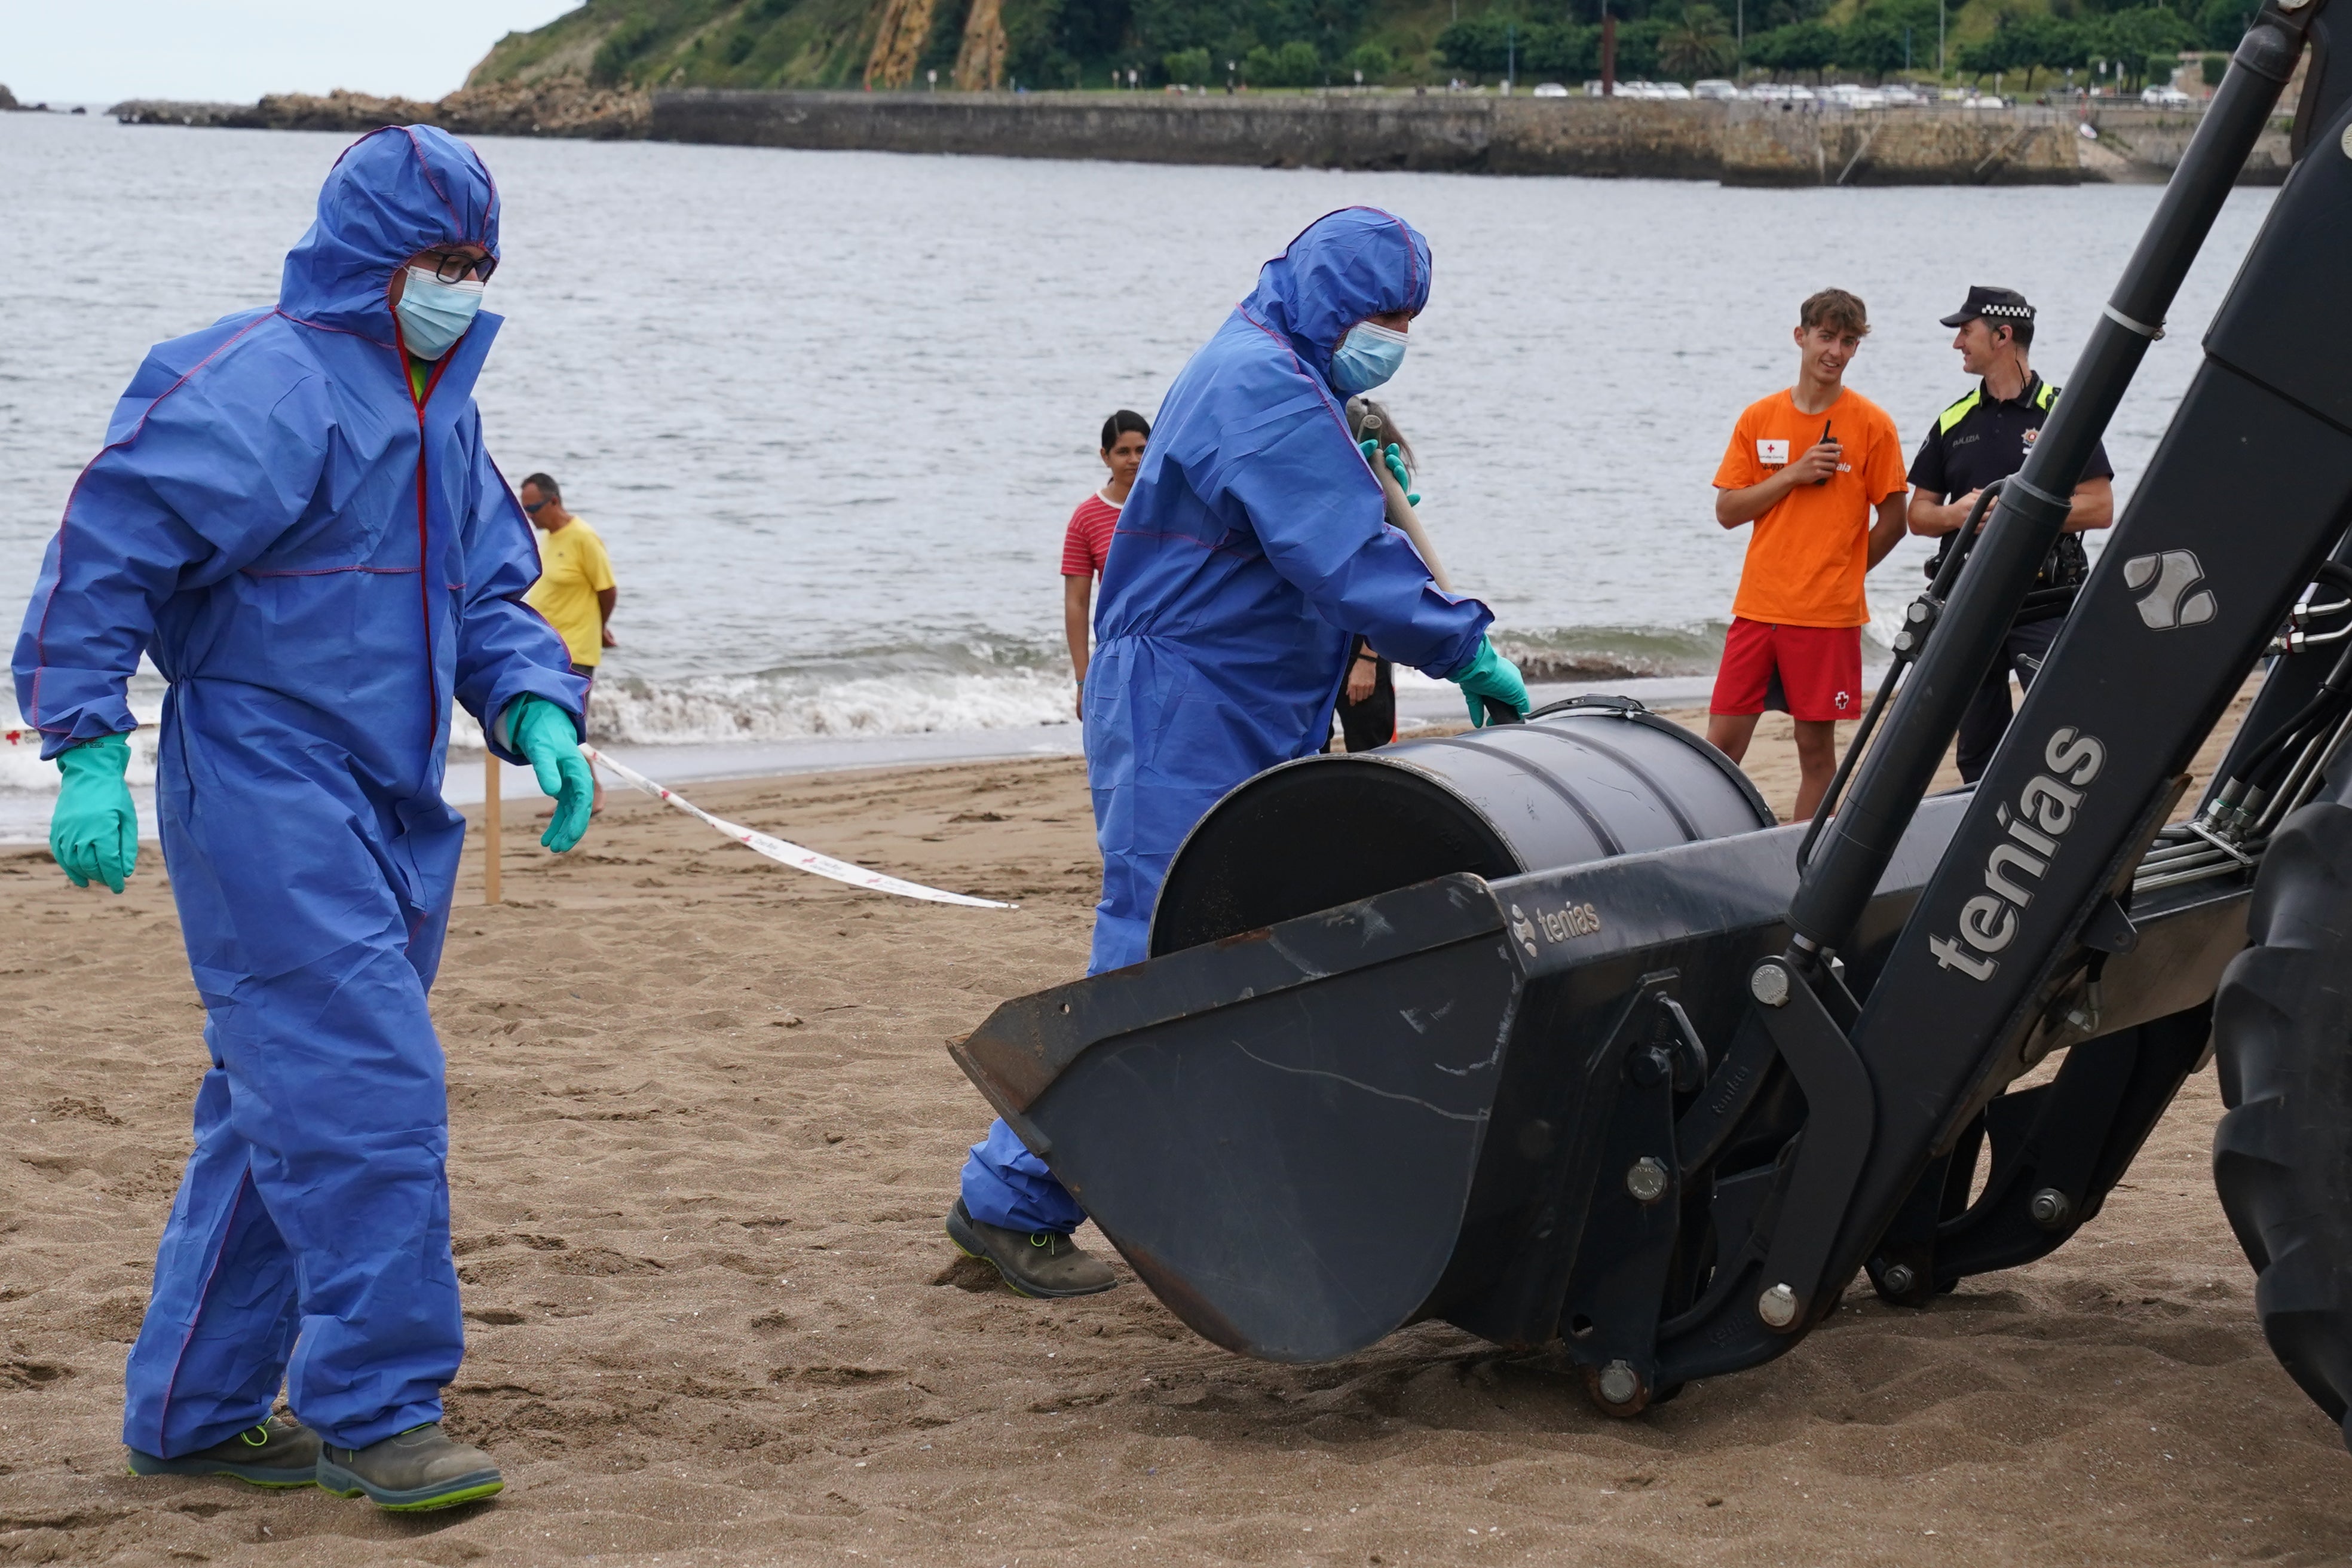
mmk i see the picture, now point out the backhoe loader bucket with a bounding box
[950,702,1776,1361]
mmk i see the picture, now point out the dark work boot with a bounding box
[316,1423,503,1511]
[946,1198,1118,1298]
[127,1415,320,1487]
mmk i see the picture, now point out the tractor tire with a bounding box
[2212,798,2352,1450]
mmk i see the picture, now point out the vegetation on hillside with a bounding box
[1434,0,2227,88]
[468,0,2243,96]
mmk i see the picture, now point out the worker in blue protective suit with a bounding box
[14,125,593,1512]
[944,206,1530,1299]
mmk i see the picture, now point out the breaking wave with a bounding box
[0,618,1890,799]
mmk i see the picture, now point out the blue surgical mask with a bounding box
[396,267,485,361]
[1328,320,1409,395]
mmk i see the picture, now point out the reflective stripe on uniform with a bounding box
[1937,388,1981,434]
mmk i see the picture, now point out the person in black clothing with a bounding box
[1334,634,1396,750]
[1329,397,1418,752]
[1907,286,2116,783]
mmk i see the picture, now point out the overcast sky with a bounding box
[1,1,585,106]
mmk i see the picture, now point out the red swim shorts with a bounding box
[1710,617,1862,723]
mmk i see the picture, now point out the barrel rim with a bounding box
[1146,703,1775,954]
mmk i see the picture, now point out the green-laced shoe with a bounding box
[126,1416,320,1487]
[946,1198,1119,1298]
[316,1423,503,1512]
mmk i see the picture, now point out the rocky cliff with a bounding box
[110,81,651,139]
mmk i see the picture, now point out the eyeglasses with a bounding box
[523,499,546,513]
[419,250,497,284]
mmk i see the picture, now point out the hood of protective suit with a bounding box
[1238,207,1432,387]
[279,124,500,347]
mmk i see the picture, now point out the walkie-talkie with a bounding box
[1812,418,1836,485]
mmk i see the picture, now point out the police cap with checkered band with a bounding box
[1939,285,2036,330]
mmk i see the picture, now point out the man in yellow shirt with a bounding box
[520,473,615,811]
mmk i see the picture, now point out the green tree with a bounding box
[1524,22,1598,74]
[1276,37,1326,80]
[1343,41,1395,78]
[1834,17,1906,75]
[2194,0,2253,49]
[590,13,664,85]
[1753,19,1838,75]
[1243,38,1325,81]
[1163,44,1213,79]
[1435,14,1513,71]
[1659,3,1735,76]
[2083,5,2194,85]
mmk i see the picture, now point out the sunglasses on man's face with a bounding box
[420,250,498,284]
[523,498,547,513]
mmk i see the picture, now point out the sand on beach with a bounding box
[7,694,2350,1567]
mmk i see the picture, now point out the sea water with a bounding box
[0,109,2276,816]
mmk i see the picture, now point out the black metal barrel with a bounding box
[1152,697,1773,955]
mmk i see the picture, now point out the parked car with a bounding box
[2142,84,2194,107]
[1693,78,1738,99]
[1533,81,1570,97]
[1881,84,1925,105]
[1656,81,1695,99]
[1962,93,2008,108]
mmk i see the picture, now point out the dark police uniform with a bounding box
[1909,369,2113,782]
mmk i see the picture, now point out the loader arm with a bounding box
[950,0,2352,1414]
[1676,0,2352,1366]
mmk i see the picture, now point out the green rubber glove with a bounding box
[504,695,592,853]
[51,733,139,893]
[1382,442,1420,507]
[1359,439,1421,508]
[1449,638,1531,728]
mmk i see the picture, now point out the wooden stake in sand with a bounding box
[580,745,1014,908]
[483,749,501,906]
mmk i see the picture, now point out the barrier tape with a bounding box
[578,745,1014,909]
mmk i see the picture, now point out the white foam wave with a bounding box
[1,694,163,795]
[586,666,1076,745]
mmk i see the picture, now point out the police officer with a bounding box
[1907,286,2115,783]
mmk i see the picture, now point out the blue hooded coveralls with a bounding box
[960,207,1497,1234]
[12,126,586,1457]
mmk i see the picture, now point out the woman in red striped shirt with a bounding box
[1062,410,1149,718]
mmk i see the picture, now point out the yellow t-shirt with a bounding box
[1713,388,1907,629]
[524,517,616,667]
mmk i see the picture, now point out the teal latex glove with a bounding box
[1449,638,1531,728]
[1358,439,1420,506]
[1382,442,1420,507]
[505,695,593,853]
[51,733,139,893]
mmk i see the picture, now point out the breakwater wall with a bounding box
[112,88,2290,185]
[650,90,2284,185]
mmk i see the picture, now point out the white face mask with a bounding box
[395,268,486,360]
[1329,320,1410,395]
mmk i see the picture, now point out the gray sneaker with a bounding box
[126,1415,319,1488]
[946,1198,1119,1298]
[316,1423,503,1511]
